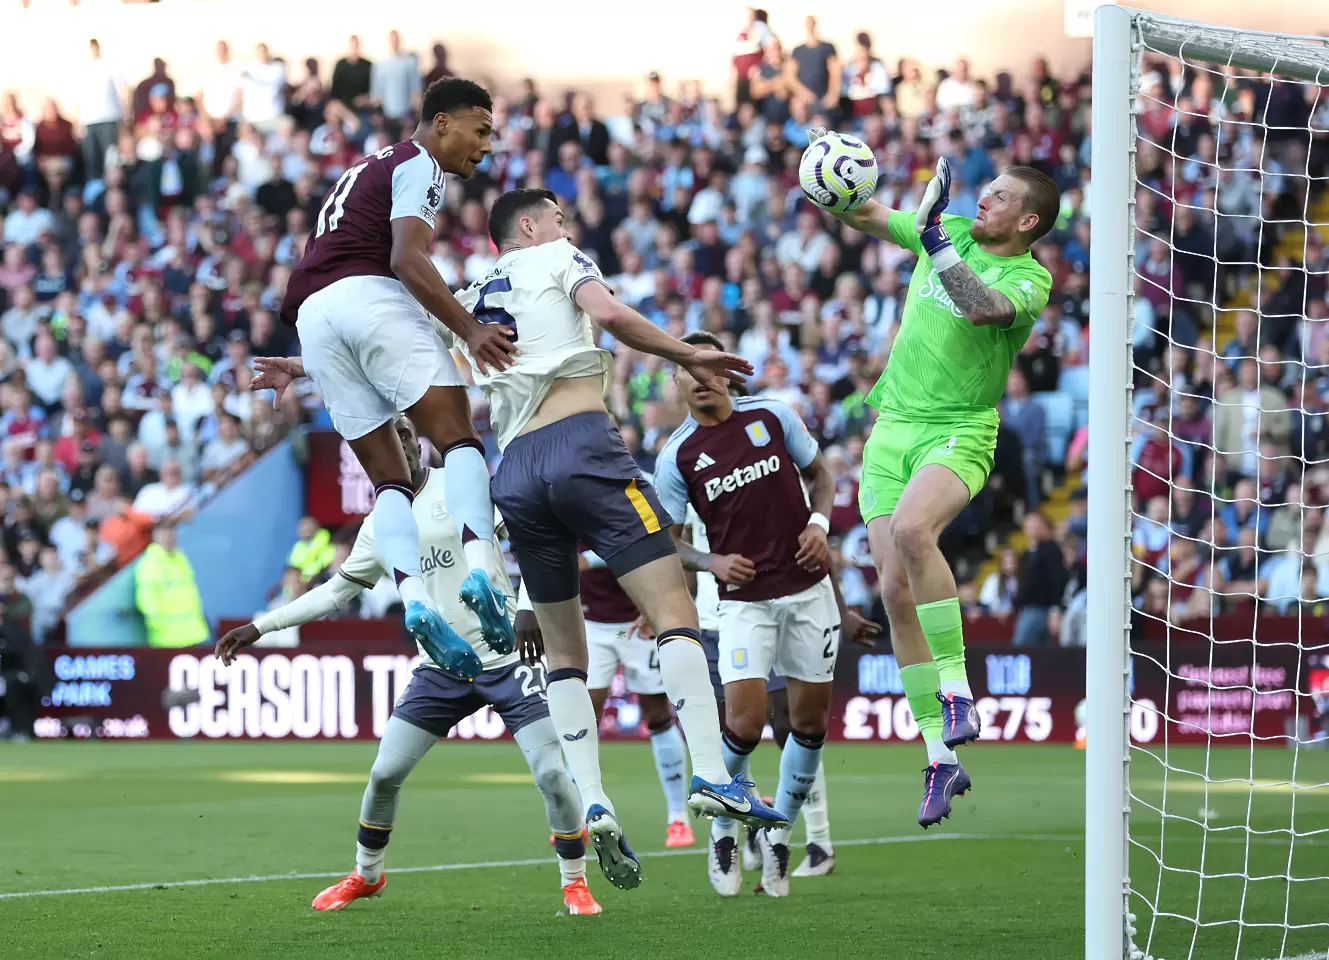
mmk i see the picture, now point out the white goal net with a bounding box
[1089,8,1329,960]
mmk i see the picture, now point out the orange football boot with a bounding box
[665,819,695,848]
[311,872,386,911]
[562,877,601,915]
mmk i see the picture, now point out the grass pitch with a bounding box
[2,741,1326,959]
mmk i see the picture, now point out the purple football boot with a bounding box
[917,760,972,829]
[938,691,982,748]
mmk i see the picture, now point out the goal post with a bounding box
[1087,7,1134,960]
[1088,7,1329,960]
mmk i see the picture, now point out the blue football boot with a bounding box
[458,570,516,655]
[687,776,790,829]
[405,601,481,680]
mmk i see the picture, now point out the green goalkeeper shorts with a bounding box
[858,415,997,524]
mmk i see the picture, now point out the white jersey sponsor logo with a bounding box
[703,455,782,502]
[694,453,716,471]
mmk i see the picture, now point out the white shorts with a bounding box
[298,275,465,440]
[586,620,665,695]
[717,576,840,685]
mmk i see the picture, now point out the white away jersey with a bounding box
[686,504,720,631]
[454,239,613,449]
[338,468,518,671]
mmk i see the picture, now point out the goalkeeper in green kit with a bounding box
[805,132,1057,827]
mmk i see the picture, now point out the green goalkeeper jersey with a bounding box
[866,210,1052,427]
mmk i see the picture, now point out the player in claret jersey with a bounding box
[274,77,517,683]
[654,331,870,898]
[581,548,695,848]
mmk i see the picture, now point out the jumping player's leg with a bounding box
[406,386,496,572]
[618,554,733,787]
[891,464,980,724]
[346,424,480,678]
[869,516,971,826]
[299,288,481,675]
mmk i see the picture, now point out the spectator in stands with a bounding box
[1012,512,1068,647]
[999,367,1046,507]
[80,39,126,183]
[3,188,53,246]
[330,34,374,113]
[0,603,39,738]
[288,515,335,584]
[18,544,75,644]
[1214,358,1291,484]
[132,458,195,521]
[134,523,208,648]
[200,413,252,484]
[978,547,1020,618]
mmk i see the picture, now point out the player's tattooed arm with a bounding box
[936,260,1017,328]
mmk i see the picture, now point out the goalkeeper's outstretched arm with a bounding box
[829,199,899,243]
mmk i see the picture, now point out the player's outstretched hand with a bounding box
[515,610,544,665]
[216,622,261,666]
[806,125,829,145]
[842,608,883,648]
[795,523,829,571]
[250,356,303,409]
[709,553,756,586]
[915,157,953,237]
[465,323,518,376]
[682,348,753,386]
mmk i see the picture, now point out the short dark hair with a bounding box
[754,8,768,22]
[1006,165,1061,244]
[421,77,492,124]
[487,188,557,246]
[680,332,747,395]
[681,330,724,351]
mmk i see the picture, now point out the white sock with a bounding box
[355,842,385,884]
[803,760,832,850]
[648,721,689,822]
[441,444,496,576]
[939,679,973,700]
[925,735,958,766]
[656,632,728,783]
[558,856,586,886]
[546,674,612,815]
[369,486,429,608]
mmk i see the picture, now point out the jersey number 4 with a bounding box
[474,276,518,341]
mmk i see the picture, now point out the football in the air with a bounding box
[799,133,878,213]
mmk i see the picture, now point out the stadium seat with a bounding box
[1058,366,1090,431]
[1033,390,1076,464]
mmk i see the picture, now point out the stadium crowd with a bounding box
[0,8,1326,662]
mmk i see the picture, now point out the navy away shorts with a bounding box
[492,412,676,603]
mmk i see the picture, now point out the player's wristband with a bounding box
[808,512,831,533]
[920,224,961,272]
